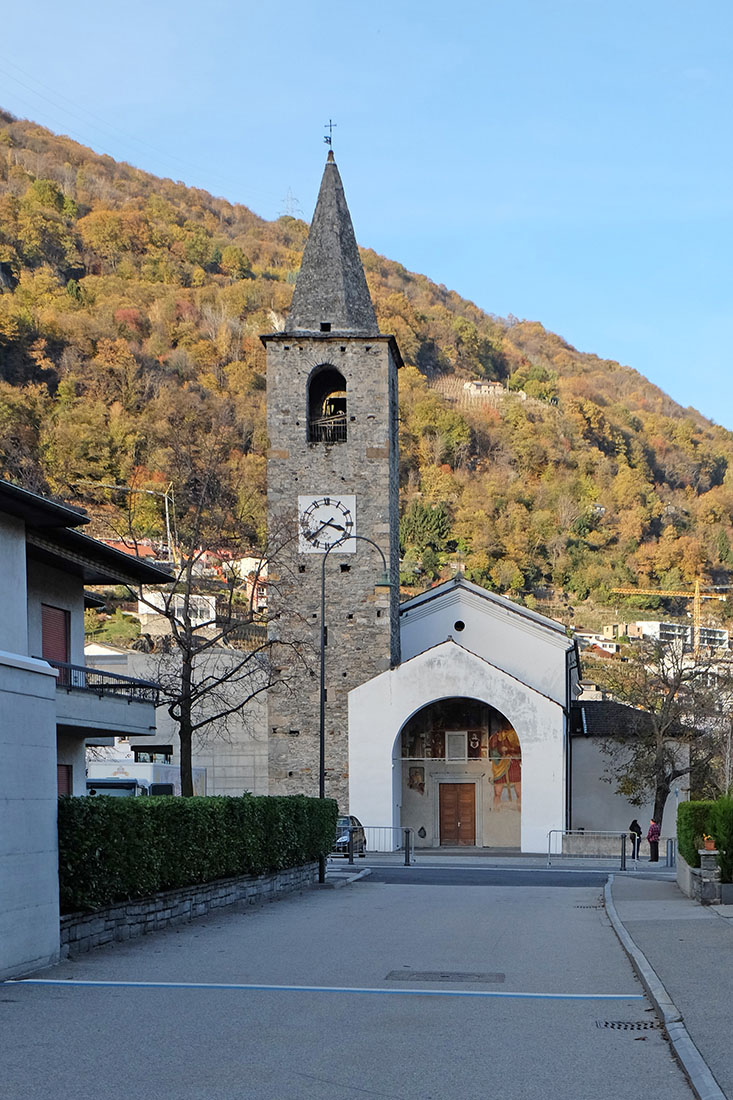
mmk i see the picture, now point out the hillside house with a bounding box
[462,379,504,395]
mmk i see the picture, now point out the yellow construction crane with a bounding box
[611,579,727,655]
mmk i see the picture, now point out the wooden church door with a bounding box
[439,783,476,845]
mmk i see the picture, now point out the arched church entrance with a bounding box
[398,697,521,849]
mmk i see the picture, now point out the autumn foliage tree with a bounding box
[1,107,733,628]
[111,394,286,796]
[588,642,733,829]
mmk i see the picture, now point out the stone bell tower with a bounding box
[262,151,401,807]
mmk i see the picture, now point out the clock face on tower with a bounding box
[298,495,356,553]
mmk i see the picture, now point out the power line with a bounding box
[278,188,304,218]
[0,55,284,212]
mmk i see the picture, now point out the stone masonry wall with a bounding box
[265,333,400,808]
[60,863,317,955]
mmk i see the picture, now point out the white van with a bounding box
[86,777,157,797]
[86,761,206,796]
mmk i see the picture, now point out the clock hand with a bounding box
[308,518,345,538]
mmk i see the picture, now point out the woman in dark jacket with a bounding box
[629,819,642,859]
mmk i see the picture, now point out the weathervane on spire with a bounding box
[324,119,337,147]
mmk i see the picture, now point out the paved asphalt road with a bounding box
[2,871,694,1100]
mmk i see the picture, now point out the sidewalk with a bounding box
[607,875,733,1100]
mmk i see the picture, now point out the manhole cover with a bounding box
[596,1020,662,1030]
[385,971,505,983]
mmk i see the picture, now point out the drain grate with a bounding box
[385,970,505,984]
[596,1020,662,1031]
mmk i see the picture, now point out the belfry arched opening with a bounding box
[399,697,521,848]
[307,365,347,443]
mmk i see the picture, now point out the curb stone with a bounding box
[604,876,726,1100]
[319,868,372,890]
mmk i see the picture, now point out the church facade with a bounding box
[350,578,580,852]
[263,153,680,851]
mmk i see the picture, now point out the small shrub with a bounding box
[710,796,733,883]
[676,800,715,868]
[58,794,338,914]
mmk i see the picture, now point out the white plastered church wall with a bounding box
[349,641,566,853]
[400,581,574,706]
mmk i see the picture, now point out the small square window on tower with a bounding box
[320,322,331,332]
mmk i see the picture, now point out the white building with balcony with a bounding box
[0,481,170,980]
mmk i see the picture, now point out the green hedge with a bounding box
[58,794,338,914]
[710,796,733,883]
[677,800,715,868]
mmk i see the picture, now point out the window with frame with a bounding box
[445,731,467,761]
[134,747,174,764]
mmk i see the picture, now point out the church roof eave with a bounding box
[259,329,403,367]
[353,637,565,710]
[400,576,572,644]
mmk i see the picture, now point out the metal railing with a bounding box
[308,414,347,444]
[364,826,415,864]
[44,659,160,704]
[547,830,631,869]
[549,831,678,870]
[217,620,268,649]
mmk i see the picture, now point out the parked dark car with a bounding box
[333,815,367,857]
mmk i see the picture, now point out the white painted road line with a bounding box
[9,978,645,1000]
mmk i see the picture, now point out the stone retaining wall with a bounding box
[61,862,318,956]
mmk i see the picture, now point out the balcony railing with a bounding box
[44,660,160,704]
[216,619,269,650]
[308,414,347,444]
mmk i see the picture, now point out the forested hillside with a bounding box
[2,109,733,626]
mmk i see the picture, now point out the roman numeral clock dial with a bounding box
[298,495,356,553]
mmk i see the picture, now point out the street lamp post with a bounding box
[318,532,391,883]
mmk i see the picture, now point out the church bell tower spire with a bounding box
[263,153,401,808]
[285,151,379,336]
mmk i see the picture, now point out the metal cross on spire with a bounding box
[324,119,337,147]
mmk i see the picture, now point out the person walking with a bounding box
[647,818,660,862]
[629,819,642,859]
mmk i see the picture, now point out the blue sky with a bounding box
[3,1,731,427]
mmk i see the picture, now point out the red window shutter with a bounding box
[57,764,73,796]
[42,604,70,663]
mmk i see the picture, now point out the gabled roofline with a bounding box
[27,528,172,586]
[400,576,571,641]
[0,480,172,585]
[0,479,89,528]
[375,636,564,709]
